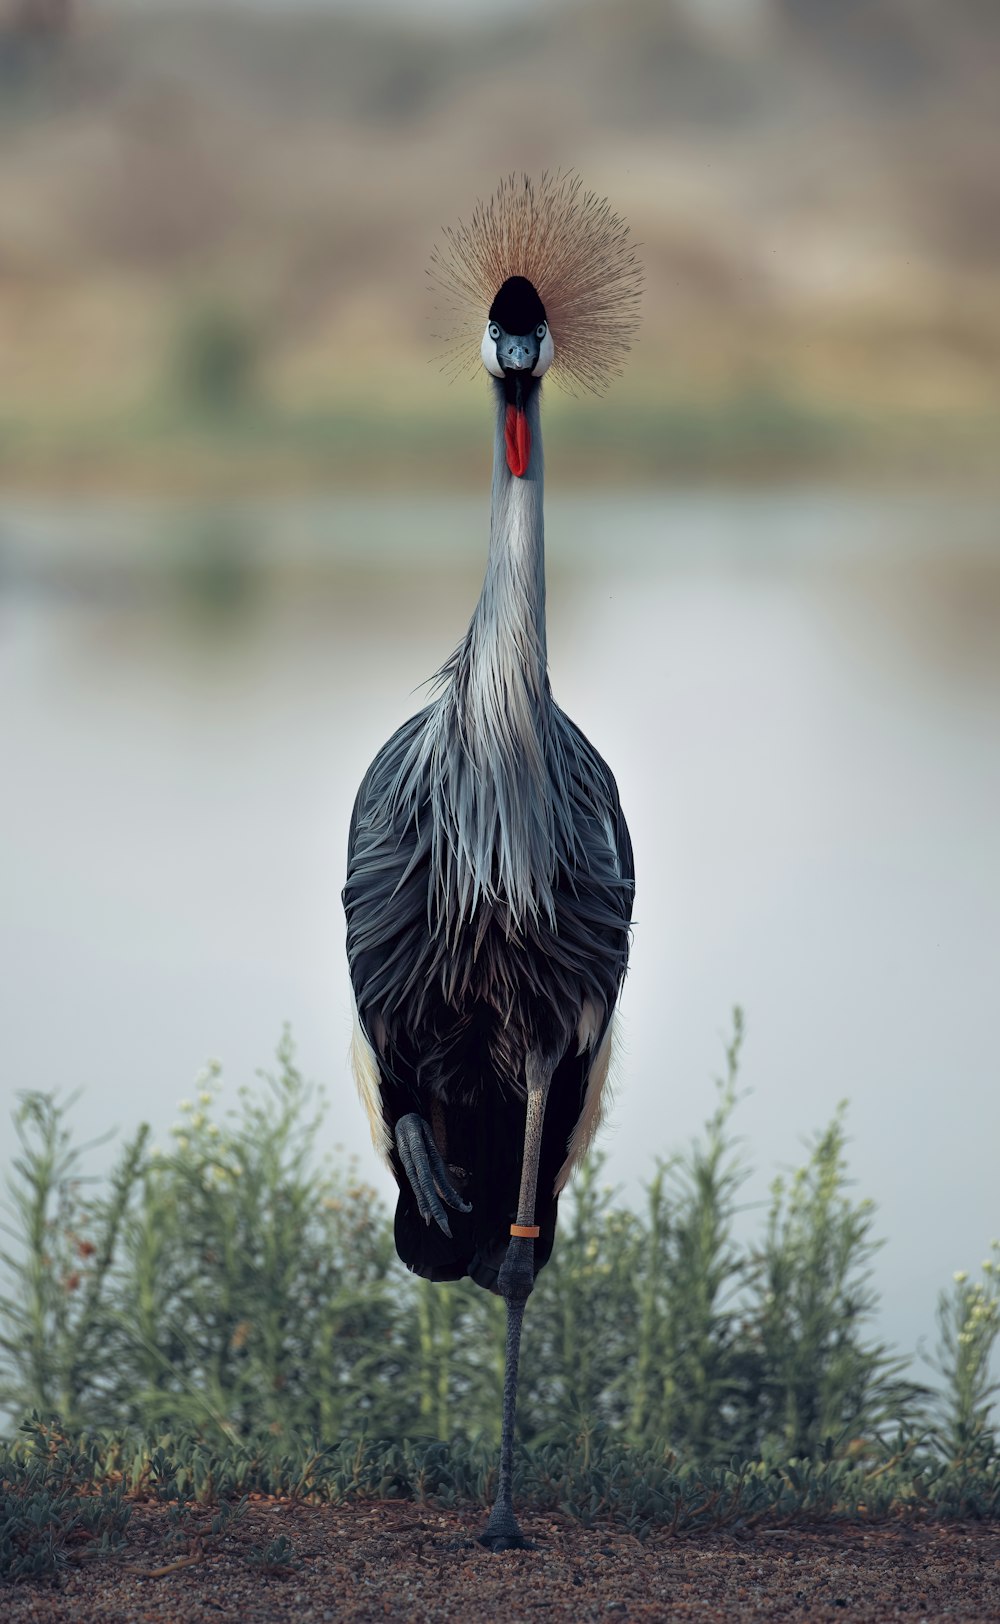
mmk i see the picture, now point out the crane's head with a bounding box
[430,172,642,476]
[480,275,554,477]
[480,276,554,384]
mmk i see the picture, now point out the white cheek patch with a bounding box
[481,324,504,378]
[533,327,555,377]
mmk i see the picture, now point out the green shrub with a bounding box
[745,1104,921,1459]
[0,1417,130,1583]
[0,1094,147,1429]
[0,1011,996,1547]
[929,1245,1000,1473]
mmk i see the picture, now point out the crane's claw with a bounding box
[395,1113,472,1237]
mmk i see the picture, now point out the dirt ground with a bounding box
[5,1502,1000,1623]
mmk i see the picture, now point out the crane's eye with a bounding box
[536,323,547,339]
[489,323,500,341]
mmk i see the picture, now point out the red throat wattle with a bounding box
[504,404,531,478]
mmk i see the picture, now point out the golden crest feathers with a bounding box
[429,171,642,395]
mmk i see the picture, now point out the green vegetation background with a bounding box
[3,1016,999,1579]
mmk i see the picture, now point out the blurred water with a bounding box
[1,487,998,1364]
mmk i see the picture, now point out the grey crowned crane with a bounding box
[343,173,641,1550]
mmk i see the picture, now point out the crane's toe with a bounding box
[395,1113,472,1237]
[477,1530,534,1553]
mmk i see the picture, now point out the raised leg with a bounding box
[395,1113,471,1236]
[479,1051,554,1553]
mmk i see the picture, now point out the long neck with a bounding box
[427,382,556,930]
[465,382,548,696]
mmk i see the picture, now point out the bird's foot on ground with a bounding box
[395,1113,472,1237]
[477,1529,535,1553]
[478,1500,534,1553]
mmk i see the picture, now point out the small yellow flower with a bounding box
[954,1270,969,1285]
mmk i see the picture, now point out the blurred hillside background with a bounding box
[1,0,999,484]
[1,0,998,1374]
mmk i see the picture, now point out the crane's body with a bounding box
[343,177,640,1549]
[344,383,633,1292]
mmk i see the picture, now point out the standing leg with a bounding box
[479,1050,553,1552]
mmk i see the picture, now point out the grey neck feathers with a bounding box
[425,384,557,934]
[467,385,548,711]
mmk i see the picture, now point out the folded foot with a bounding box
[395,1113,472,1237]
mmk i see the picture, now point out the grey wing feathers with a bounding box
[344,709,437,1033]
